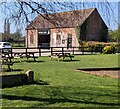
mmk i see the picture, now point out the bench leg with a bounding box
[7,65,11,71]
[62,55,67,60]
[19,58,22,62]
[34,57,36,61]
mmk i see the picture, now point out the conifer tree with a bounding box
[3,18,10,41]
[4,18,7,34]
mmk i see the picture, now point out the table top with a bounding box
[51,53,71,56]
[52,53,70,55]
[13,52,35,54]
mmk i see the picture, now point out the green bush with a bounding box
[78,41,118,53]
[80,42,93,52]
[93,44,104,52]
[102,45,115,54]
[12,43,25,48]
[108,28,120,42]
[115,43,120,53]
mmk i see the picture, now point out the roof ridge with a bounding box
[50,8,96,15]
[26,8,97,29]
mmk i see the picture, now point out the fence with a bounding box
[0,46,102,57]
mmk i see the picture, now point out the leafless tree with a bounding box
[0,0,118,30]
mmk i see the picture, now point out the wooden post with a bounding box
[91,46,93,54]
[39,47,41,56]
[26,48,27,57]
[10,48,12,57]
[51,47,53,55]
[62,47,64,54]
[72,47,74,55]
[82,46,84,54]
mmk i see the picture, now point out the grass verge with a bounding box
[1,54,119,108]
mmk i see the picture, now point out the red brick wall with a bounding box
[82,9,108,41]
[26,29,38,48]
[26,28,79,48]
[50,28,79,48]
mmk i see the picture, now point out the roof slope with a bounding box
[26,8,96,29]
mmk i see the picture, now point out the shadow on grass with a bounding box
[11,69,24,72]
[12,59,45,63]
[13,60,22,63]
[1,94,120,107]
[25,60,45,63]
[2,80,49,89]
[76,67,120,71]
[61,60,80,62]
[2,68,24,72]
[74,53,100,55]
[32,80,49,85]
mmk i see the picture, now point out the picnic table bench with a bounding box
[1,56,14,71]
[13,52,38,62]
[49,53,74,61]
[2,61,14,71]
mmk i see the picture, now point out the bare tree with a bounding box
[0,1,117,29]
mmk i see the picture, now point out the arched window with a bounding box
[30,35,34,44]
[56,34,61,45]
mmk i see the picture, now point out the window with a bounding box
[67,34,72,48]
[4,43,11,46]
[30,35,34,44]
[56,34,61,45]
[62,40,65,44]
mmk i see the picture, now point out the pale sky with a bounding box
[0,1,119,36]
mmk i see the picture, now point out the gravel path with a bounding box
[76,69,120,78]
[83,70,120,78]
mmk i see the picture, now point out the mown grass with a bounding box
[1,54,119,108]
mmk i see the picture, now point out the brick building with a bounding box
[25,8,108,48]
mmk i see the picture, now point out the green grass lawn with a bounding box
[1,54,120,108]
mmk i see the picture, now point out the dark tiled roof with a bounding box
[26,8,96,29]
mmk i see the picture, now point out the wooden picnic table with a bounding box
[50,53,74,61]
[1,56,14,71]
[13,52,38,61]
[2,52,13,62]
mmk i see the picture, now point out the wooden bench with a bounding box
[49,53,74,61]
[49,53,60,61]
[26,55,38,61]
[60,53,74,60]
[13,52,38,62]
[2,62,14,71]
[1,53,14,71]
